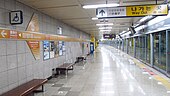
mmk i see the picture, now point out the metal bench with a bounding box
[56,63,74,76]
[0,79,47,96]
[76,56,86,63]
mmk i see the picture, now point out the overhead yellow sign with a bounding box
[96,4,168,18]
[126,4,168,16]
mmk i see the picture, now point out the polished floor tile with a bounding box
[58,87,71,91]
[35,45,170,96]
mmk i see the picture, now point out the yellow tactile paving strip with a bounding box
[125,54,170,91]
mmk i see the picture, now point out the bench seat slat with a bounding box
[1,79,47,96]
[56,63,73,69]
[56,63,74,75]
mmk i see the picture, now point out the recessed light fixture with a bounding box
[100,29,112,32]
[157,82,162,85]
[99,27,112,30]
[92,17,110,21]
[92,17,98,20]
[167,91,170,93]
[96,23,113,26]
[82,3,119,9]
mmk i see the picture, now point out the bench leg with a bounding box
[42,85,44,92]
[65,70,68,77]
[72,65,73,70]
[56,69,60,75]
[28,93,34,96]
[34,85,44,92]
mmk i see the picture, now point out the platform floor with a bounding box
[35,45,170,96]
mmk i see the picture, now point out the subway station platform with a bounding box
[1,1,170,96]
[35,45,170,96]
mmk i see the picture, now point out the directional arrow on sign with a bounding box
[99,10,105,16]
[18,33,22,37]
[1,30,7,38]
[96,8,107,18]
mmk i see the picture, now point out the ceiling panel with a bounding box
[17,0,165,39]
[78,0,119,5]
[62,18,93,25]
[18,0,79,8]
[40,6,89,19]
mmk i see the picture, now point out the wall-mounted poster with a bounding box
[59,41,63,56]
[43,41,50,60]
[50,41,55,58]
[54,41,59,57]
[62,41,66,55]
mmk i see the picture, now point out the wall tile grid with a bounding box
[0,0,90,94]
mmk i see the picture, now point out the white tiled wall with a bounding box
[0,0,90,94]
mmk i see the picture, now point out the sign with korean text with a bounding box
[0,28,89,42]
[126,4,168,16]
[103,34,116,39]
[96,4,168,18]
[103,34,111,39]
[10,30,18,39]
[26,13,40,60]
[96,7,126,18]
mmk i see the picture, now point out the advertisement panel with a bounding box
[50,41,55,58]
[43,41,50,60]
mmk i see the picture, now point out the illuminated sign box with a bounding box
[126,4,168,16]
[96,4,168,18]
[103,34,116,39]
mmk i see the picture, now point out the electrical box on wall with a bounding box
[9,10,23,25]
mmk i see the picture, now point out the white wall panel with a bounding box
[0,0,90,94]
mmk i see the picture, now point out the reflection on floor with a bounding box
[35,45,170,96]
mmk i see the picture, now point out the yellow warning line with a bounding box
[126,54,170,90]
[153,75,170,90]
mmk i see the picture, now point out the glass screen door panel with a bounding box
[136,37,140,59]
[140,36,146,61]
[154,33,159,67]
[124,39,127,52]
[128,38,134,56]
[160,32,166,70]
[167,30,170,74]
[153,31,166,71]
[146,35,151,64]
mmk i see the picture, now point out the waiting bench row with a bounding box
[0,56,87,96]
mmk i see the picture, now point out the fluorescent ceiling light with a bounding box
[139,15,152,22]
[96,23,113,26]
[100,29,112,32]
[99,27,112,30]
[92,17,109,21]
[83,3,119,9]
[92,17,98,20]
